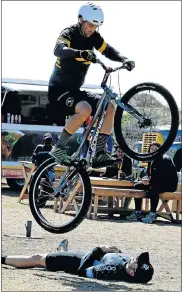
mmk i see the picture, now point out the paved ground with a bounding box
[1,183,181,291]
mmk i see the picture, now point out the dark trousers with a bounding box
[133,182,160,213]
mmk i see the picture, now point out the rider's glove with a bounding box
[80,50,97,63]
[122,58,135,71]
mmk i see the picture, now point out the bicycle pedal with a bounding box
[71,160,79,167]
[55,192,61,198]
[79,159,87,167]
[71,159,87,167]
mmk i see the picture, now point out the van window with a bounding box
[1,89,66,126]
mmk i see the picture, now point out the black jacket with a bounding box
[142,154,178,192]
[49,23,124,88]
[32,144,52,167]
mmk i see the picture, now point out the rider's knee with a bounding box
[75,101,92,118]
[106,102,115,115]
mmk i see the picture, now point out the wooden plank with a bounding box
[90,177,134,187]
[92,187,181,200]
[92,187,146,198]
[159,192,181,200]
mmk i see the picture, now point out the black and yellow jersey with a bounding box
[49,23,123,88]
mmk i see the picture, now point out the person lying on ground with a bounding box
[2,241,154,283]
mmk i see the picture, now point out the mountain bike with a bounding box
[29,58,179,234]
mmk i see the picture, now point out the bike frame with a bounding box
[54,59,150,194]
[72,60,147,165]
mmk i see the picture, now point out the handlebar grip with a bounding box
[123,63,130,71]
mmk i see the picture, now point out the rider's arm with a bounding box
[54,42,81,59]
[102,44,128,62]
[54,28,81,59]
[94,32,128,62]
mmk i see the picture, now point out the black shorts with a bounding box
[48,85,101,117]
[45,251,85,274]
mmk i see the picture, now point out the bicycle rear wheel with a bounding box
[29,158,92,234]
[114,82,179,161]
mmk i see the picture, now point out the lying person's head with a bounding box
[124,252,154,283]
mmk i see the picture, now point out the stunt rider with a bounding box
[48,2,135,167]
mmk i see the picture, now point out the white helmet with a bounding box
[78,2,104,26]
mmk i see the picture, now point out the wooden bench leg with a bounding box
[160,200,174,221]
[17,168,34,203]
[108,197,113,208]
[17,164,36,203]
[158,200,169,212]
[145,198,150,211]
[93,195,99,219]
[54,198,59,213]
[87,201,92,219]
[176,200,180,221]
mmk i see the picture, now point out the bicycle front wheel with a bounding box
[29,158,92,234]
[114,82,179,161]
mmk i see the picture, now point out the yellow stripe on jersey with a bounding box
[83,61,91,65]
[57,37,71,48]
[75,58,87,61]
[75,58,91,65]
[56,58,60,65]
[97,41,107,53]
[55,63,61,69]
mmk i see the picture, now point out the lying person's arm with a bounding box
[77,247,105,276]
[77,245,121,276]
[83,263,127,281]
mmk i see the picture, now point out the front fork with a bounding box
[115,98,152,127]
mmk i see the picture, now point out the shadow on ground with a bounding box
[93,214,182,228]
[1,186,20,198]
[33,271,151,291]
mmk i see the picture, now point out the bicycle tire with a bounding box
[29,158,92,234]
[114,82,179,161]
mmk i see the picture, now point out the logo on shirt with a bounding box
[95,265,116,271]
[141,264,149,270]
[66,96,74,107]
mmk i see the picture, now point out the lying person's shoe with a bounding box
[126,211,143,222]
[142,212,156,224]
[57,239,68,252]
[92,151,121,168]
[49,146,71,166]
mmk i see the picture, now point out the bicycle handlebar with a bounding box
[96,58,130,73]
